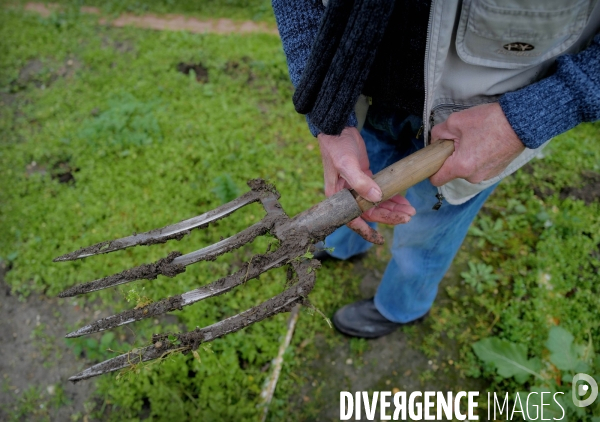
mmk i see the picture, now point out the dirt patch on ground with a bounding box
[25,158,79,184]
[560,170,600,204]
[51,161,79,184]
[15,59,45,88]
[527,164,600,204]
[0,92,21,124]
[176,62,209,83]
[101,37,135,54]
[0,92,18,107]
[0,264,97,420]
[23,2,279,35]
[10,57,81,92]
[224,57,258,85]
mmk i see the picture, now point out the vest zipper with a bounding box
[423,1,445,210]
[423,2,434,147]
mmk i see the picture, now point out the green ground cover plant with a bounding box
[1,3,599,421]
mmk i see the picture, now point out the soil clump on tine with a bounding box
[58,252,185,297]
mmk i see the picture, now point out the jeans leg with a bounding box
[323,124,407,260]
[374,179,498,323]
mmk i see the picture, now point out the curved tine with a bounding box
[68,343,167,382]
[58,220,270,298]
[54,190,262,262]
[65,245,302,338]
[68,260,317,382]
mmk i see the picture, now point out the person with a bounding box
[271,0,600,338]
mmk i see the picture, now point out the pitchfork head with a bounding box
[55,179,362,381]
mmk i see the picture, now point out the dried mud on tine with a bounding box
[57,251,186,297]
[69,259,320,382]
[65,243,305,338]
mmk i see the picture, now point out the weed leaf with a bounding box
[212,174,240,204]
[472,337,542,384]
[546,326,580,371]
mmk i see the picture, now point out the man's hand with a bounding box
[317,127,416,241]
[429,103,525,186]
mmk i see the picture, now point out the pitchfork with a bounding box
[54,140,454,381]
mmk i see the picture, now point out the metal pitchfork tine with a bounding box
[55,140,455,382]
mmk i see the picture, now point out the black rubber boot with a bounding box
[332,298,427,338]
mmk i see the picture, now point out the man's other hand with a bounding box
[429,103,525,186]
[317,127,416,238]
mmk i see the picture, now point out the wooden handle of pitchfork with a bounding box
[354,140,455,212]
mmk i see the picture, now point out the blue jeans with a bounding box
[325,111,497,323]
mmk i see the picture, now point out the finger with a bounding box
[347,217,385,245]
[362,207,412,225]
[368,195,416,215]
[335,176,347,192]
[383,195,416,215]
[322,164,339,197]
[365,199,415,218]
[337,156,382,202]
[373,201,416,217]
[431,120,455,143]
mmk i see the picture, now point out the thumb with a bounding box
[338,158,382,202]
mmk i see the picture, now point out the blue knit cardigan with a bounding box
[272,0,600,149]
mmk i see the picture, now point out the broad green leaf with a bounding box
[546,326,579,371]
[473,337,542,384]
[575,360,590,373]
[562,373,574,383]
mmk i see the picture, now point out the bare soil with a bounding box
[10,57,82,93]
[176,62,209,83]
[0,264,97,420]
[527,164,600,204]
[50,161,79,184]
[560,170,600,204]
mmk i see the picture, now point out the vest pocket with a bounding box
[456,0,592,69]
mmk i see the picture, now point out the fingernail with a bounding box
[366,187,382,202]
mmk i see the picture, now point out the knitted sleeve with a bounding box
[271,0,358,137]
[499,34,600,149]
